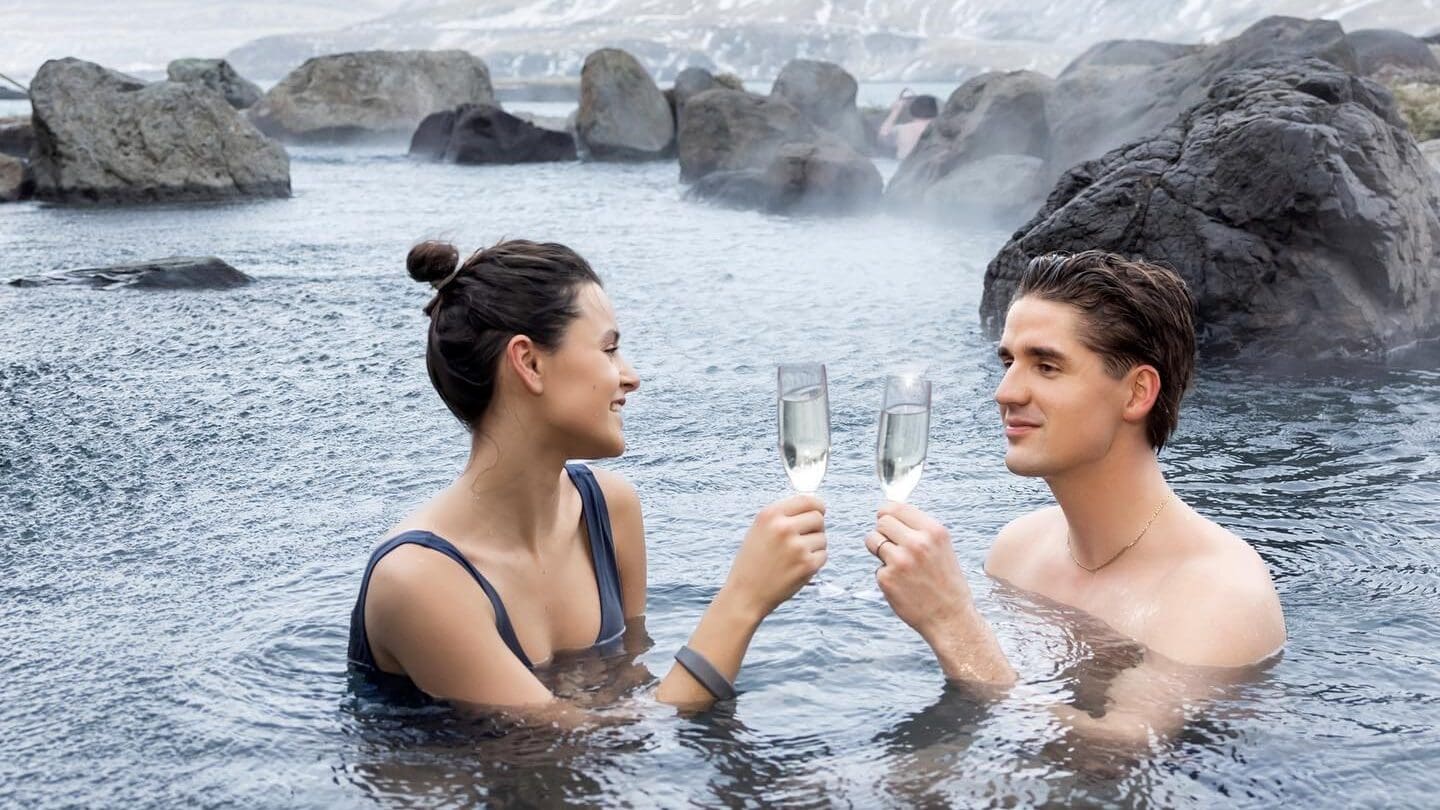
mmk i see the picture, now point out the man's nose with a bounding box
[993,365,1025,407]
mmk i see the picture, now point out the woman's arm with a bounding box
[368,492,829,714]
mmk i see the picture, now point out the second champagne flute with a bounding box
[776,363,830,493]
[876,372,931,503]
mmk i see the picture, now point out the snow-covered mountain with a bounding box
[3,0,1437,85]
[223,0,1440,81]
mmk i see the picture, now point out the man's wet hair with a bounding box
[1016,251,1197,450]
[908,95,939,119]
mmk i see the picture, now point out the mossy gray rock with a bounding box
[166,58,262,109]
[575,49,673,161]
[249,50,494,143]
[29,58,290,204]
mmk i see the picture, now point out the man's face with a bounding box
[994,296,1135,478]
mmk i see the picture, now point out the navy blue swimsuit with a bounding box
[348,464,626,696]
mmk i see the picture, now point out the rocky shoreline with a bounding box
[4,17,1440,358]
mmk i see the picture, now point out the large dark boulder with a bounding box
[166,58,263,109]
[9,256,252,289]
[0,154,32,202]
[409,104,575,164]
[769,59,868,153]
[1047,17,1359,185]
[677,89,815,181]
[0,116,32,158]
[669,67,744,119]
[686,140,881,215]
[249,50,494,143]
[28,58,289,204]
[1058,39,1204,78]
[983,58,1440,359]
[885,70,1054,226]
[575,49,673,161]
[1347,29,1440,79]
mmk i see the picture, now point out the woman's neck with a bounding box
[448,415,574,555]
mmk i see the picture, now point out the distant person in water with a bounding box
[879,91,939,161]
[348,239,827,715]
[865,251,1286,744]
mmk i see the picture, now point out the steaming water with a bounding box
[2,100,1439,807]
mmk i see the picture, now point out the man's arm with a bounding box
[867,502,1017,687]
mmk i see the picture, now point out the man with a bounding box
[878,92,938,161]
[866,250,1286,744]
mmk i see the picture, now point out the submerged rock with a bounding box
[575,49,673,160]
[686,140,881,215]
[249,50,494,143]
[28,58,289,204]
[769,59,868,153]
[166,58,263,109]
[10,256,253,289]
[409,105,575,164]
[983,58,1440,359]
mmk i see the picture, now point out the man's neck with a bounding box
[1045,446,1172,571]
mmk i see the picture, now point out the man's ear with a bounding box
[504,335,544,395]
[1123,364,1161,425]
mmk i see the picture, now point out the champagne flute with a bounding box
[876,372,931,503]
[777,363,830,493]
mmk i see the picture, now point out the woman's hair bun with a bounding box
[407,240,460,284]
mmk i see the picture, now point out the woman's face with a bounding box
[538,283,640,458]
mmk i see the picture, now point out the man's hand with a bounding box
[866,502,975,641]
[866,502,1017,686]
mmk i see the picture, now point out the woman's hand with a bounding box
[721,494,828,620]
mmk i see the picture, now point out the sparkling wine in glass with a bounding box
[876,373,931,502]
[777,363,830,493]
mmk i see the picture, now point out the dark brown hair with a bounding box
[407,239,601,428]
[1016,250,1197,450]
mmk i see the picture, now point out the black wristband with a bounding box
[674,645,738,702]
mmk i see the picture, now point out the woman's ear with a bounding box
[504,335,544,395]
[1123,364,1161,425]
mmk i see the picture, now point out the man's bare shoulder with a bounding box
[985,505,1063,581]
[1146,521,1286,668]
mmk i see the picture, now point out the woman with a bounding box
[348,239,827,711]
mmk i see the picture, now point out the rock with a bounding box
[166,58,263,109]
[1347,29,1440,79]
[671,67,726,118]
[677,89,815,182]
[1391,81,1440,141]
[1047,17,1359,185]
[408,104,575,164]
[0,116,32,158]
[0,153,32,202]
[911,154,1047,227]
[28,58,289,204]
[769,59,868,153]
[1423,139,1440,173]
[1059,39,1204,78]
[885,70,1054,224]
[575,49,673,161]
[9,256,253,289]
[249,50,494,143]
[982,58,1440,359]
[686,140,881,215]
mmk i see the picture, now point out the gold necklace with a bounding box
[1067,494,1171,573]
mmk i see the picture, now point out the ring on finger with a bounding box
[873,538,897,564]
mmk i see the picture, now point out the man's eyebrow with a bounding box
[1026,345,1068,363]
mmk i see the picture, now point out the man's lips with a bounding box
[1003,417,1040,437]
